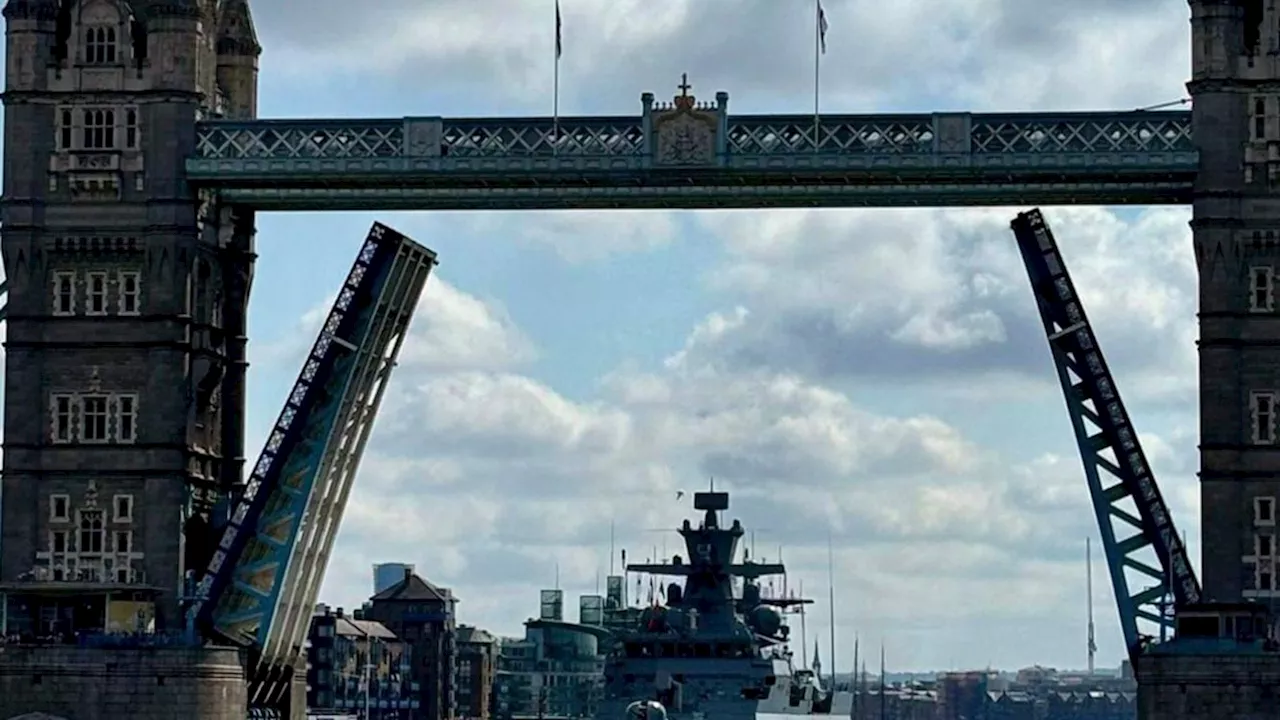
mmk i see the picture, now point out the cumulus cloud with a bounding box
[228,0,1205,673]
[254,0,1188,113]
[686,206,1197,407]
[273,259,1198,670]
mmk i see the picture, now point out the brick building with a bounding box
[456,625,497,720]
[364,568,459,720]
[307,605,417,718]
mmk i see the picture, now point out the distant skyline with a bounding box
[4,0,1192,672]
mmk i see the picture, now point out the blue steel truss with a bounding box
[186,108,1195,210]
[191,223,437,669]
[1011,209,1201,663]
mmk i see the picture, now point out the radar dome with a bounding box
[748,605,783,637]
[625,700,667,720]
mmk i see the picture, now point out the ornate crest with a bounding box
[652,74,718,167]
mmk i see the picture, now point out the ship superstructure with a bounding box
[597,490,851,720]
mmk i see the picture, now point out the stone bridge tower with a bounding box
[0,0,259,637]
[1189,0,1280,604]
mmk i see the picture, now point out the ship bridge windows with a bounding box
[623,639,753,658]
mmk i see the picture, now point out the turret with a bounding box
[215,0,259,118]
[139,0,206,94]
[3,0,60,92]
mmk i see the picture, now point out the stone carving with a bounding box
[652,74,717,167]
[404,119,441,157]
[934,115,970,154]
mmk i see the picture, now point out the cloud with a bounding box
[228,0,1206,674]
[253,275,534,374]
[264,251,1199,670]
[255,0,1188,113]
[685,206,1196,406]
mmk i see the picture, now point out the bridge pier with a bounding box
[0,644,248,720]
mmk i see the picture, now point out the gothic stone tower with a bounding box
[1189,0,1280,604]
[0,0,259,635]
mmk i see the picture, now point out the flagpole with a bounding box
[813,0,820,152]
[553,0,561,157]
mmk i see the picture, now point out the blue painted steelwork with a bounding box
[185,105,1195,210]
[1012,209,1201,664]
[0,278,8,323]
[190,222,437,669]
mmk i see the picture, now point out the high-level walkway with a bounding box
[187,100,1195,209]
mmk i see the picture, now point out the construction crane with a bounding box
[1011,209,1201,664]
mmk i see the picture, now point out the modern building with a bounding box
[375,563,417,595]
[306,605,417,718]
[491,589,607,720]
[365,568,459,720]
[457,625,498,720]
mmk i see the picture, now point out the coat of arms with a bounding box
[652,74,717,166]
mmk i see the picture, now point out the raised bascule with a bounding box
[0,1,1275,719]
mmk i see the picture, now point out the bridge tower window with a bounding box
[50,494,70,522]
[1252,266,1274,312]
[86,271,108,315]
[84,26,117,65]
[52,270,76,315]
[51,393,76,443]
[81,109,116,150]
[113,494,133,523]
[1254,97,1269,141]
[59,109,73,149]
[78,509,104,554]
[80,394,109,442]
[125,109,138,149]
[1258,497,1276,526]
[1258,534,1273,557]
[114,394,138,443]
[118,270,140,314]
[1251,391,1276,444]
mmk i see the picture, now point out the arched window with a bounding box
[58,109,72,149]
[84,25,117,65]
[125,109,138,148]
[78,509,104,554]
[81,108,115,149]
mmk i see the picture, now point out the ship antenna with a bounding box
[555,562,560,590]
[852,634,860,714]
[799,579,808,670]
[879,643,886,720]
[828,531,837,694]
[1087,536,1096,676]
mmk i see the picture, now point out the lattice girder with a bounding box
[1011,209,1201,663]
[263,237,435,671]
[193,111,1192,161]
[190,223,436,659]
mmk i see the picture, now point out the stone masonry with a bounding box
[0,644,248,720]
[0,0,259,628]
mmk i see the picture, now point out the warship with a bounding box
[598,490,853,720]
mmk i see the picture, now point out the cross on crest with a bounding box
[674,73,696,110]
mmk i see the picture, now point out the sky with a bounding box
[10,0,1204,673]
[225,0,1202,674]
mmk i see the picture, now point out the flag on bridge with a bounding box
[553,0,563,151]
[813,0,829,150]
[818,0,828,54]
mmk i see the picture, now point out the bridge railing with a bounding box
[192,111,1194,163]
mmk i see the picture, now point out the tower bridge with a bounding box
[0,1,1275,719]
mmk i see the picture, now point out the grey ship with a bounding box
[598,490,853,720]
